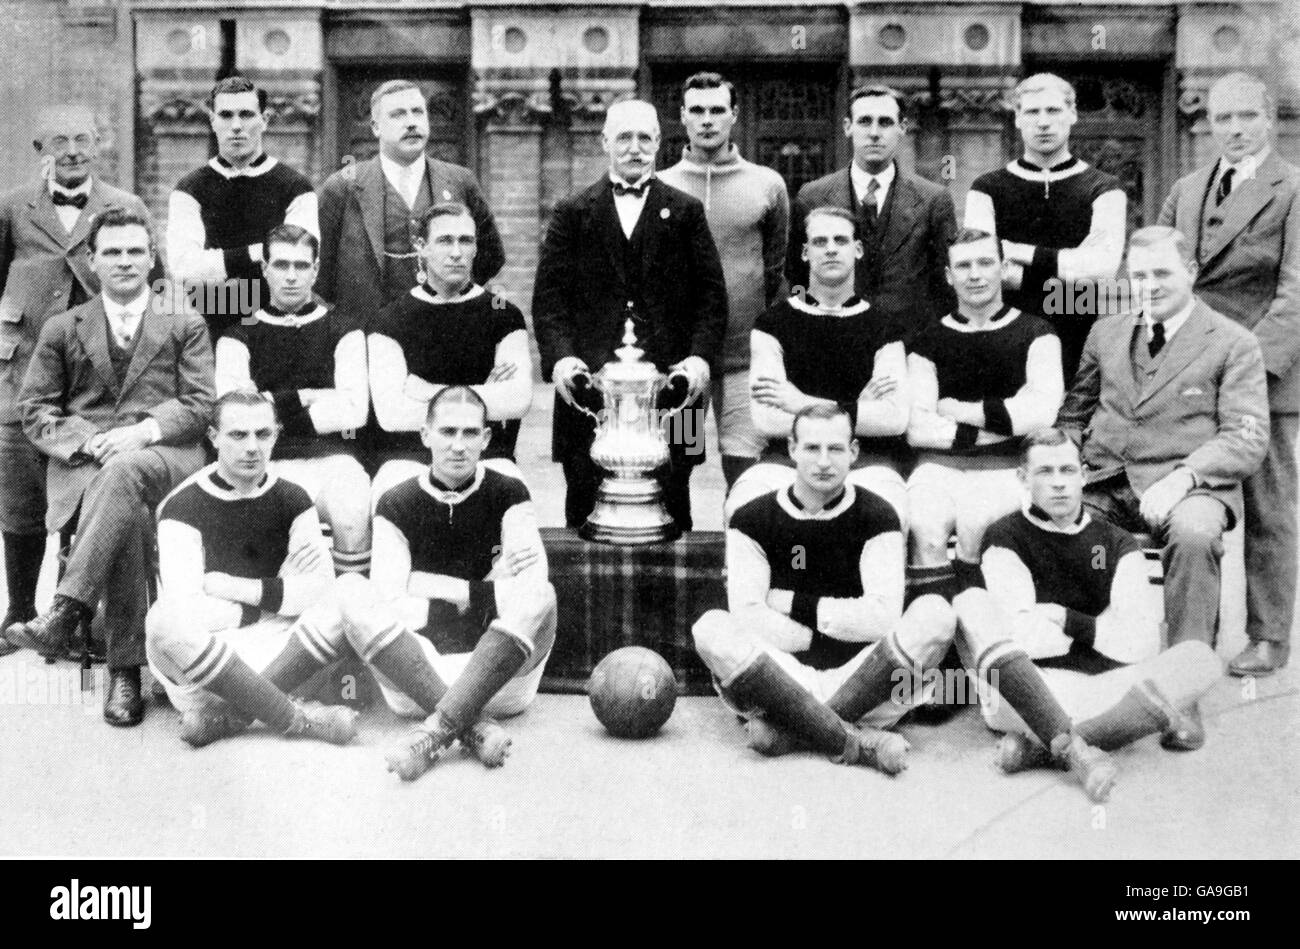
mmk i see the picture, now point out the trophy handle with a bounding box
[660,368,693,422]
[570,369,602,422]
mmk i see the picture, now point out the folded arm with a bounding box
[725,527,812,654]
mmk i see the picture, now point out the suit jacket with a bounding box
[1158,151,1300,413]
[532,177,728,462]
[0,179,157,424]
[1057,300,1270,517]
[317,155,505,329]
[786,164,957,327]
[19,286,213,531]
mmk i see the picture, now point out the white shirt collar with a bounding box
[1022,501,1091,535]
[49,177,93,198]
[850,160,895,205]
[1220,147,1269,182]
[1145,298,1195,343]
[381,152,427,195]
[102,287,151,322]
[608,170,653,192]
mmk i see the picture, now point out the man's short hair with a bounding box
[208,76,268,113]
[1020,427,1077,467]
[418,202,475,241]
[426,384,488,427]
[1208,71,1274,115]
[948,227,1002,260]
[1012,73,1076,111]
[804,205,858,240]
[86,207,154,253]
[682,71,736,109]
[212,387,278,431]
[370,79,423,118]
[790,402,853,443]
[848,84,907,121]
[263,223,319,262]
[1127,225,1196,272]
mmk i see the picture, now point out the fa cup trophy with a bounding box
[574,319,690,545]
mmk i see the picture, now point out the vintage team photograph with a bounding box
[0,0,1296,876]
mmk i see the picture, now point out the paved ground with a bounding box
[0,384,1296,858]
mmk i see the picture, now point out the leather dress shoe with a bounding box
[5,594,89,659]
[104,667,145,727]
[1160,703,1205,752]
[1228,641,1290,678]
[0,603,35,657]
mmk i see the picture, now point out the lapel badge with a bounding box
[442,189,453,201]
[660,207,670,220]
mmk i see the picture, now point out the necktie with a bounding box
[612,180,649,198]
[51,191,88,209]
[1216,167,1235,206]
[863,177,880,222]
[1148,322,1166,359]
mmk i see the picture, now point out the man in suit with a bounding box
[7,209,213,726]
[1158,72,1300,676]
[533,99,728,530]
[0,103,157,653]
[317,79,504,328]
[167,76,318,341]
[1057,226,1268,696]
[786,85,956,330]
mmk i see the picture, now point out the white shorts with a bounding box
[271,456,368,504]
[147,615,296,717]
[373,634,552,720]
[712,370,767,459]
[907,460,1023,556]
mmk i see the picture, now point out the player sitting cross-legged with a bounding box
[340,386,556,780]
[953,429,1222,801]
[146,389,358,747]
[692,403,957,774]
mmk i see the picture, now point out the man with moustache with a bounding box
[317,80,504,328]
[168,76,318,340]
[0,103,157,652]
[787,85,956,328]
[533,99,727,531]
[1159,72,1300,677]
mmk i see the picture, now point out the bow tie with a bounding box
[612,180,650,198]
[51,191,88,209]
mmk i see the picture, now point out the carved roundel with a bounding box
[878,24,907,52]
[964,23,991,52]
[583,26,610,54]
[264,29,291,57]
[503,26,527,55]
[165,28,192,56]
[1213,25,1241,53]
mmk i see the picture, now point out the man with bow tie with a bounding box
[167,76,318,341]
[0,103,158,654]
[532,99,727,530]
[1057,227,1268,713]
[1159,72,1300,678]
[9,209,213,726]
[965,73,1128,382]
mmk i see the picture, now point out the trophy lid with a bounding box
[599,318,662,383]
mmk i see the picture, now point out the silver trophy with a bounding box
[573,319,690,545]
